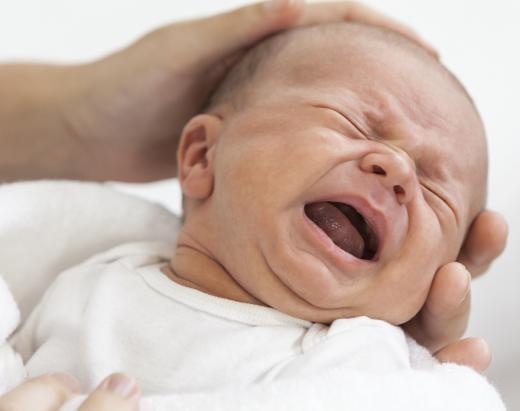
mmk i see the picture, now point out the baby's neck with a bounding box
[163,231,264,305]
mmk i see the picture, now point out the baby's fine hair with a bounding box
[205,22,477,117]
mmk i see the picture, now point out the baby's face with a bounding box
[190,37,486,324]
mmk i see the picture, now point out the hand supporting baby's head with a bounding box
[171,23,487,324]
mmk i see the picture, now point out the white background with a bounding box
[1,0,518,408]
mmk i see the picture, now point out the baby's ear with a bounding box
[177,114,222,200]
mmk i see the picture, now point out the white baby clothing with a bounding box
[0,181,506,410]
[4,241,506,410]
[12,241,420,394]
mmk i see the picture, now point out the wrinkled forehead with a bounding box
[250,29,487,223]
[260,26,469,112]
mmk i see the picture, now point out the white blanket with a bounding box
[0,181,506,410]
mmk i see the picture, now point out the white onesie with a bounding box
[7,241,506,410]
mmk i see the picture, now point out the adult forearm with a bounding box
[0,1,441,184]
[0,64,83,182]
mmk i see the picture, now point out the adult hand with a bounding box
[0,373,140,411]
[58,0,436,182]
[404,210,508,372]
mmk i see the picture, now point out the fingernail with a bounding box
[100,374,139,399]
[459,269,472,303]
[51,373,81,393]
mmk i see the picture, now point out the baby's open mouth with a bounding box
[304,202,379,260]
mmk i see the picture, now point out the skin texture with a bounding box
[170,25,487,327]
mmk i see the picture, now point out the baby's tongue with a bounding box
[305,202,364,259]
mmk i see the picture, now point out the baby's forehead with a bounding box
[274,26,467,103]
[212,23,472,125]
[247,25,480,135]
[215,23,488,225]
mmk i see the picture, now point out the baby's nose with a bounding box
[359,151,418,205]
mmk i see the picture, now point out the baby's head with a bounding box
[175,23,487,324]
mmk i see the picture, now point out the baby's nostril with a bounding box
[393,185,405,196]
[372,165,386,176]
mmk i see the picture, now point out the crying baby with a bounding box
[12,22,495,402]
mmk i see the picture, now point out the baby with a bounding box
[7,22,503,409]
[168,21,487,325]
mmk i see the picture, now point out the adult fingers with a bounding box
[434,337,492,373]
[299,2,438,57]
[78,373,140,411]
[163,0,305,63]
[158,1,438,66]
[458,210,508,278]
[0,373,80,411]
[404,262,471,352]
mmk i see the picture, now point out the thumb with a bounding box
[78,373,140,411]
[172,0,305,60]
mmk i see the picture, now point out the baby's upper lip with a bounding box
[306,193,388,260]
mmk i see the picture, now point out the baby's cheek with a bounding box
[383,255,438,324]
[381,283,431,325]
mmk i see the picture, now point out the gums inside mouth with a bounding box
[304,202,379,260]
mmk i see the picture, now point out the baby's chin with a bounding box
[262,265,427,325]
[277,299,421,326]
